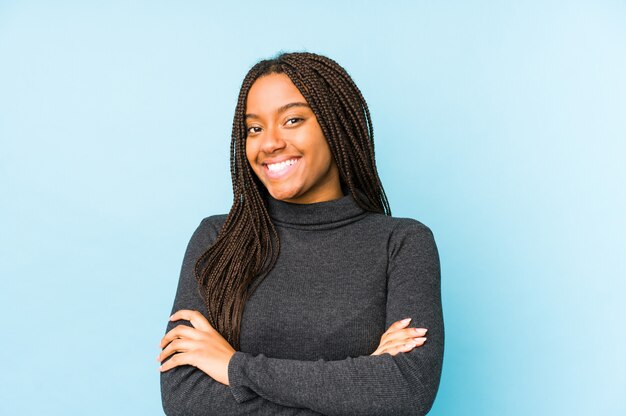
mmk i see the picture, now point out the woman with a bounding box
[159,52,444,415]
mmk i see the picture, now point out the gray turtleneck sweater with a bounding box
[161,193,444,415]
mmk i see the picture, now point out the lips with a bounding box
[263,157,300,179]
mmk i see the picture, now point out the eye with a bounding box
[285,117,303,126]
[247,126,262,135]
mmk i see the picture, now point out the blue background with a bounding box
[1,1,624,414]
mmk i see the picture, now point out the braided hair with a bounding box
[194,52,391,348]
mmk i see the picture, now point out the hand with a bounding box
[370,317,427,356]
[158,309,236,385]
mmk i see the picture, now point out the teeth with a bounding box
[267,158,298,172]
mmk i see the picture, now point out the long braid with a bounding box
[195,52,390,349]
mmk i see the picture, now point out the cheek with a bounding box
[316,137,334,170]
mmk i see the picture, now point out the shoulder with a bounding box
[184,214,228,254]
[197,214,228,235]
[362,213,438,262]
[377,217,441,287]
[363,212,435,239]
[391,216,433,234]
[389,217,436,253]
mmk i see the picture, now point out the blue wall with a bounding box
[1,1,624,414]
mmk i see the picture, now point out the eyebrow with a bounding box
[245,102,310,120]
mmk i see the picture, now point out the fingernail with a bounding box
[401,318,412,324]
[414,337,427,343]
[414,328,428,336]
[169,315,174,320]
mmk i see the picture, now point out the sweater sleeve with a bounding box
[160,218,323,416]
[227,220,444,416]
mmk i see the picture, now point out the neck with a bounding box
[265,191,367,230]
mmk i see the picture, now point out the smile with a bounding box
[264,158,300,179]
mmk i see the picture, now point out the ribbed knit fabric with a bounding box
[161,193,444,415]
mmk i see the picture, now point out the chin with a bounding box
[267,186,301,202]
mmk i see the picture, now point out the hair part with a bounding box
[194,52,390,348]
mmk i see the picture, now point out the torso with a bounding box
[239,213,394,361]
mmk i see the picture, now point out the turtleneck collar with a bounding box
[266,192,367,230]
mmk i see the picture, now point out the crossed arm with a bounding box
[159,219,443,415]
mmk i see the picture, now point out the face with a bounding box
[245,73,342,204]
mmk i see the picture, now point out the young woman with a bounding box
[159,52,444,415]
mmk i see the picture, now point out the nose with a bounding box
[260,125,286,154]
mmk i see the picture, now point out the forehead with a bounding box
[246,73,307,111]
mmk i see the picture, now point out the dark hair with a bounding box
[195,52,390,348]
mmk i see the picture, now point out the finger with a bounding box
[380,337,427,356]
[158,338,188,363]
[160,352,188,372]
[160,325,199,349]
[170,310,212,332]
[383,328,428,345]
[382,327,428,345]
[386,342,416,356]
[379,318,413,343]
